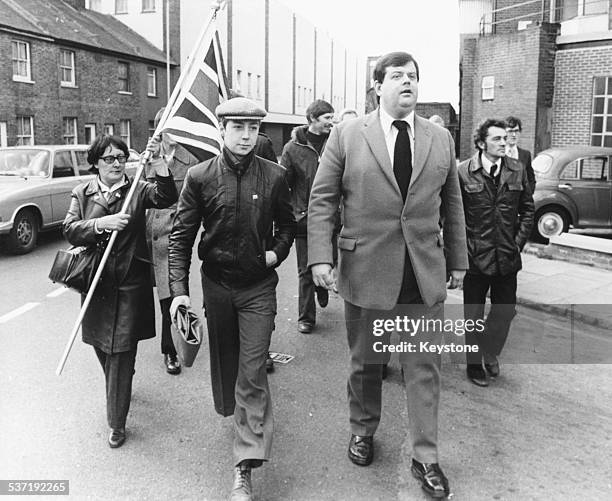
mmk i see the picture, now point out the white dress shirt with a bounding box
[506,145,519,159]
[379,107,415,166]
[480,153,501,177]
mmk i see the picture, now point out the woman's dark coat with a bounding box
[64,174,178,353]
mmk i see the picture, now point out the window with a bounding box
[115,0,128,14]
[119,119,131,147]
[591,76,612,148]
[88,0,102,10]
[75,150,90,175]
[12,40,32,82]
[147,67,157,96]
[16,116,34,145]
[104,124,114,135]
[53,151,75,178]
[560,0,608,20]
[579,157,608,180]
[561,161,579,180]
[481,76,494,100]
[118,62,130,93]
[60,50,76,86]
[84,123,96,144]
[235,69,242,94]
[142,0,155,12]
[148,120,155,138]
[63,118,78,144]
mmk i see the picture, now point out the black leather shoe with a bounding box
[316,288,329,308]
[298,322,313,334]
[467,364,488,387]
[108,428,126,448]
[348,434,373,466]
[165,354,181,375]
[266,353,275,373]
[484,356,500,378]
[411,459,450,498]
[381,363,388,380]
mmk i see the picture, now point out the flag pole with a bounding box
[56,0,227,376]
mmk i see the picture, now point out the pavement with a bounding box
[514,248,612,329]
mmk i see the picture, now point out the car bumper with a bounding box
[0,219,14,234]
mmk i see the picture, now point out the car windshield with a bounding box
[532,153,553,175]
[0,149,50,177]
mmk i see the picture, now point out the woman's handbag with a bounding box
[170,304,203,367]
[48,244,104,294]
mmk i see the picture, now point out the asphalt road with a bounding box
[1,233,611,500]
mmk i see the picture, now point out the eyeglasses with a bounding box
[100,155,127,164]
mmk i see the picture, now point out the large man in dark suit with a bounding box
[308,52,468,498]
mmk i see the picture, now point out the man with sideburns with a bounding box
[308,51,467,498]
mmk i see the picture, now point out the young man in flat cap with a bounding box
[168,97,295,501]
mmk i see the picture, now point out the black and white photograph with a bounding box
[1,0,611,499]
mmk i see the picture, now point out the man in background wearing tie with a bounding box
[458,119,534,387]
[308,51,467,498]
[505,116,536,193]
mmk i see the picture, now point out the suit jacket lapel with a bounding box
[362,110,400,195]
[410,115,432,187]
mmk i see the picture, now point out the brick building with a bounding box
[459,0,612,160]
[0,0,175,150]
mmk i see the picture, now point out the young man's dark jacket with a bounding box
[168,150,295,294]
[457,153,534,276]
[280,125,328,226]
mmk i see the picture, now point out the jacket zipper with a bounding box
[233,171,241,268]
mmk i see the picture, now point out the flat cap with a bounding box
[216,97,267,121]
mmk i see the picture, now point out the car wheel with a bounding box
[8,209,39,254]
[533,207,569,243]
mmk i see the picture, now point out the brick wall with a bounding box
[459,24,558,160]
[552,45,612,148]
[492,0,551,34]
[0,32,168,151]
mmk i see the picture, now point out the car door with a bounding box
[562,156,611,227]
[50,149,80,223]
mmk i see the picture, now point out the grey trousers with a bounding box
[344,301,443,464]
[94,347,137,430]
[201,271,278,467]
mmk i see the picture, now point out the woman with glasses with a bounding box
[63,134,178,448]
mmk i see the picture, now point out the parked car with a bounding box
[531,146,612,242]
[0,145,141,254]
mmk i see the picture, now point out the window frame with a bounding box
[119,119,131,148]
[147,67,157,97]
[12,40,33,83]
[16,116,35,145]
[62,117,78,145]
[481,76,495,101]
[141,0,155,12]
[59,49,76,87]
[591,76,612,148]
[118,61,131,94]
[115,0,128,14]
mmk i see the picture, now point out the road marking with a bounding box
[47,287,69,298]
[0,302,40,324]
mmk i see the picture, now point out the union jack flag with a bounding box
[160,12,229,161]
